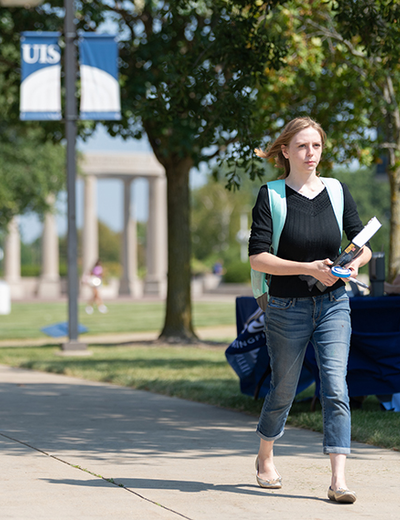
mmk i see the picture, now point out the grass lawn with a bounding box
[0,300,236,340]
[0,341,398,452]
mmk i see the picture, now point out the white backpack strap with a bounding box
[321,177,343,237]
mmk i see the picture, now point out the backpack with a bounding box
[251,177,344,310]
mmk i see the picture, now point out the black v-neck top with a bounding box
[248,182,366,297]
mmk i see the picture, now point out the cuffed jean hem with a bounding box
[256,427,285,443]
[323,446,351,455]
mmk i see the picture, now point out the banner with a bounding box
[79,33,121,120]
[20,32,61,121]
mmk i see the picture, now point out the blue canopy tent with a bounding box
[226,297,317,400]
[226,295,400,409]
[347,296,400,402]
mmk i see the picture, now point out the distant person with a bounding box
[249,117,372,504]
[85,259,108,314]
[213,260,224,276]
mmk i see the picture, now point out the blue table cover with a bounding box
[226,295,400,401]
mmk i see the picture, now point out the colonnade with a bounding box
[3,152,168,300]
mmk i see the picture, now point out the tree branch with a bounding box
[200,136,239,162]
[386,75,400,134]
[296,13,385,101]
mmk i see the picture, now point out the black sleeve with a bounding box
[248,184,273,256]
[342,182,372,249]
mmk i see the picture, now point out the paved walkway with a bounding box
[1,364,399,519]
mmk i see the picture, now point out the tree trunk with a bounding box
[388,163,400,281]
[159,158,197,342]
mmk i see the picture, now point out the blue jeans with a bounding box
[257,286,351,454]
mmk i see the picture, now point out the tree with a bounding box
[252,0,400,279]
[2,1,288,341]
[0,133,65,228]
[331,0,400,280]
[81,0,288,341]
[303,1,400,280]
[0,6,66,228]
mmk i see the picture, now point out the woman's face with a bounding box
[281,126,323,176]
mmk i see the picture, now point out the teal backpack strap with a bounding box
[251,178,343,309]
[267,179,287,254]
[251,179,287,310]
[320,177,343,237]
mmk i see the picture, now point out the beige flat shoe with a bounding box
[328,487,357,504]
[255,457,282,489]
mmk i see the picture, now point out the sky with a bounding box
[19,125,208,244]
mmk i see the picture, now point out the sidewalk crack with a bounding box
[0,432,193,520]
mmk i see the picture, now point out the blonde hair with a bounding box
[255,117,326,178]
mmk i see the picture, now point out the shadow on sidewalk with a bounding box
[40,476,327,503]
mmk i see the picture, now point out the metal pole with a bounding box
[62,0,86,351]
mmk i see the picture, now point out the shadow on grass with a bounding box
[19,356,230,372]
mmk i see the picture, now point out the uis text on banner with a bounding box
[20,32,61,121]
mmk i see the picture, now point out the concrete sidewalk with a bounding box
[0,365,399,520]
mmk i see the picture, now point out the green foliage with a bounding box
[191,164,390,280]
[333,0,400,61]
[223,260,251,284]
[1,1,290,183]
[254,2,377,168]
[191,170,269,263]
[333,167,390,261]
[59,262,67,277]
[289,387,400,451]
[98,221,120,263]
[20,235,41,269]
[102,0,288,182]
[101,261,121,279]
[191,257,211,277]
[0,4,97,229]
[0,137,65,228]
[253,0,400,276]
[58,220,146,277]
[0,1,100,142]
[20,264,41,277]
[0,2,66,224]
[192,176,249,261]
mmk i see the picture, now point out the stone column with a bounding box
[82,175,98,298]
[119,178,141,297]
[37,197,60,298]
[4,217,24,299]
[144,176,167,297]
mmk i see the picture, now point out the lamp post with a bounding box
[62,0,86,351]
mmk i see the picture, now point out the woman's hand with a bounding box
[308,258,338,286]
[347,264,359,278]
[346,246,371,278]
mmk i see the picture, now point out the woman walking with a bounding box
[249,117,371,503]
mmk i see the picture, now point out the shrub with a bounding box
[223,260,251,283]
[21,264,41,277]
